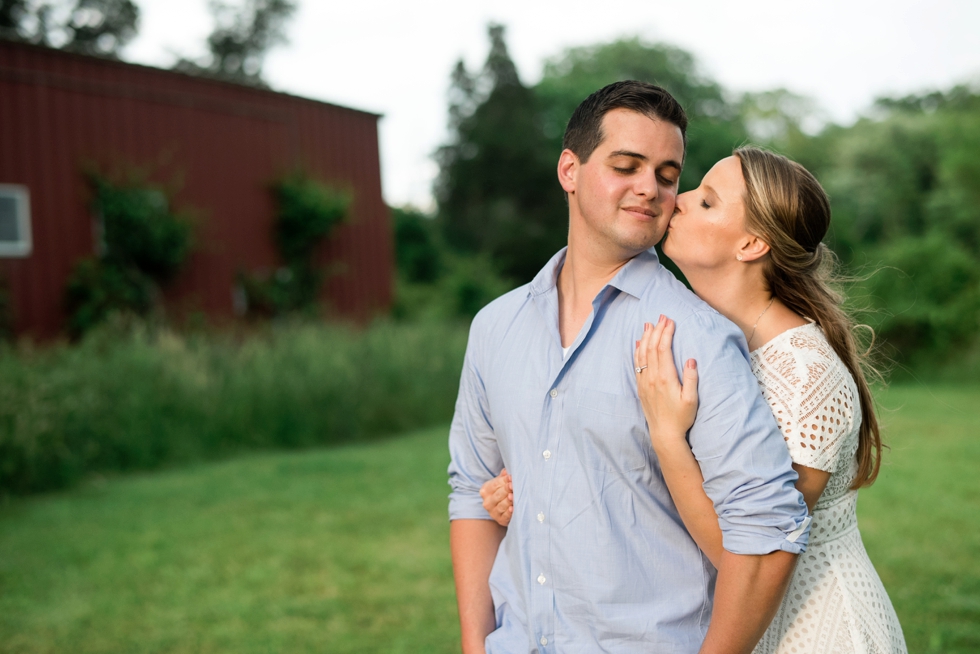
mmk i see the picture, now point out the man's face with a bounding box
[561,108,685,258]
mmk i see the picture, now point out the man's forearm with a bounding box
[699,549,797,654]
[451,519,506,654]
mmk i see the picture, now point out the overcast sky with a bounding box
[125,0,980,210]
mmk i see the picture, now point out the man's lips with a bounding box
[622,206,658,220]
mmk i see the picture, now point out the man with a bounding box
[448,81,811,653]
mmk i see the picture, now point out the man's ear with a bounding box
[557,149,579,194]
[738,234,771,263]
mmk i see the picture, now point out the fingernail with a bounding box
[644,322,651,332]
[658,314,665,324]
[687,359,697,369]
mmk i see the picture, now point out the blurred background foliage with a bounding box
[65,172,194,337]
[0,0,139,58]
[0,21,977,498]
[0,319,467,495]
[401,25,980,380]
[0,18,976,651]
[238,172,350,318]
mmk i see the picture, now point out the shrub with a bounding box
[66,174,194,337]
[65,259,155,337]
[0,319,467,496]
[94,179,193,280]
[240,173,351,317]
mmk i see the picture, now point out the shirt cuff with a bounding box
[448,490,494,522]
[721,513,811,555]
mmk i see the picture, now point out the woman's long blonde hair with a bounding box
[735,145,882,488]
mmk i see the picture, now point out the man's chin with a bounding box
[616,232,663,256]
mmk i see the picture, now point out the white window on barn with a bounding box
[0,185,32,257]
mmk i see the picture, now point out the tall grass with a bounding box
[0,320,468,495]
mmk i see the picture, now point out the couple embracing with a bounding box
[447,81,906,653]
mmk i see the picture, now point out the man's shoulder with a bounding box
[469,283,533,339]
[638,266,730,329]
[637,266,748,359]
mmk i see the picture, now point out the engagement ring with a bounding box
[635,366,647,373]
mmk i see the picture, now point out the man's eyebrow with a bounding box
[608,150,647,160]
[608,150,683,171]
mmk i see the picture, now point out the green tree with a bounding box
[0,0,30,40]
[435,33,752,284]
[435,24,563,282]
[393,206,442,284]
[812,85,980,372]
[0,0,139,57]
[174,0,295,86]
[535,37,748,192]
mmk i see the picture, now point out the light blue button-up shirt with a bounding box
[448,248,810,653]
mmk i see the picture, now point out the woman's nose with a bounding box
[674,191,691,213]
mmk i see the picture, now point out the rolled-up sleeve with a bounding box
[447,316,503,521]
[679,311,811,555]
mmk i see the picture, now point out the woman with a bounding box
[480,146,907,653]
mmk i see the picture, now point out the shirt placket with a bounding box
[529,380,562,651]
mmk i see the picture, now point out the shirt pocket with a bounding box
[569,387,652,473]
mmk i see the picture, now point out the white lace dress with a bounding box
[750,323,907,654]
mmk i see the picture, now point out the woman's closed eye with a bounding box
[700,198,711,209]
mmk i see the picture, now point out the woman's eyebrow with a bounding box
[703,184,722,202]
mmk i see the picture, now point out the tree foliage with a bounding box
[536,37,747,192]
[435,24,563,282]
[802,86,980,372]
[174,0,295,86]
[0,0,138,58]
[436,32,751,284]
[431,27,980,375]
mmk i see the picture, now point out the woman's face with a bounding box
[662,156,752,275]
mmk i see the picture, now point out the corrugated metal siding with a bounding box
[0,40,392,337]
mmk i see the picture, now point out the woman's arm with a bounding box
[635,316,723,567]
[792,464,831,514]
[636,317,833,567]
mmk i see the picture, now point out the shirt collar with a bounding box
[527,246,661,300]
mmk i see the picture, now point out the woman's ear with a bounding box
[738,234,771,263]
[557,149,579,194]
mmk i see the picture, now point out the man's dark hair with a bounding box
[562,80,688,162]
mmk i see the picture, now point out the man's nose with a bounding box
[634,170,659,198]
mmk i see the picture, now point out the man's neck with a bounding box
[556,234,636,347]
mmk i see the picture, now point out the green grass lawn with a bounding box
[0,384,978,653]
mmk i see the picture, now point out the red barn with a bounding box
[0,39,392,338]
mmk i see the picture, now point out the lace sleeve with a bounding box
[783,362,859,473]
[753,325,861,474]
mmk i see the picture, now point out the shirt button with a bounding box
[537,573,546,585]
[537,512,545,522]
[540,636,548,646]
[549,388,558,398]
[543,450,551,460]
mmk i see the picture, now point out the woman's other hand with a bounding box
[635,315,700,448]
[480,469,513,527]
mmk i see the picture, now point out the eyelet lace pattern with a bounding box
[750,323,907,654]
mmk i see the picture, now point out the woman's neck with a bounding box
[684,264,806,351]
